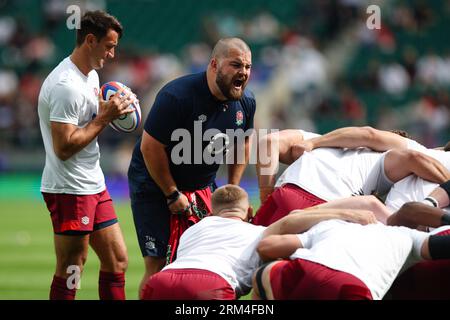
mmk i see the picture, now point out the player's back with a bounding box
[276,146,383,201]
[292,219,414,299]
[163,216,265,292]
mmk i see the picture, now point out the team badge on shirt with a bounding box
[81,216,90,225]
[236,111,243,126]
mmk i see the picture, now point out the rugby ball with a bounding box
[100,81,141,133]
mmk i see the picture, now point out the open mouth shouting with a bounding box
[233,78,244,90]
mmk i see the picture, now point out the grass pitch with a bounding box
[0,199,144,300]
[0,174,258,300]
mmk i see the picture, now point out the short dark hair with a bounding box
[76,10,123,46]
[444,141,450,152]
[390,129,412,140]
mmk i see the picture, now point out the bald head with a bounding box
[211,38,251,60]
[211,184,250,219]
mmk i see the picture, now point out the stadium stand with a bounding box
[0,0,449,174]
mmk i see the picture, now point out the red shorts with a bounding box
[388,228,450,300]
[42,189,117,234]
[142,268,236,300]
[270,259,373,300]
[252,184,326,226]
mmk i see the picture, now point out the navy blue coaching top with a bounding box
[128,71,256,192]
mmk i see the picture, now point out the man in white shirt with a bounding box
[141,184,376,300]
[38,11,136,300]
[384,148,450,229]
[253,219,450,300]
[254,126,450,226]
[383,179,450,300]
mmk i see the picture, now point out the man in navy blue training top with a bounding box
[127,37,256,298]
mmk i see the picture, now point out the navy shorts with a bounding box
[129,179,216,258]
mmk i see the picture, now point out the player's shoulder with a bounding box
[51,77,82,97]
[159,72,205,100]
[44,58,84,90]
[44,77,84,106]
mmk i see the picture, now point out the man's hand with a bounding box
[291,140,314,159]
[168,193,193,216]
[50,88,137,161]
[97,87,136,124]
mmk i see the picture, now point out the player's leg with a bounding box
[89,189,127,300]
[89,223,128,300]
[130,188,171,299]
[43,192,96,300]
[52,234,90,300]
[252,261,279,300]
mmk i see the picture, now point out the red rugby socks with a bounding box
[50,272,125,300]
[98,271,126,300]
[50,275,77,300]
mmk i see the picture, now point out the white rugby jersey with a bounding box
[276,130,426,201]
[386,149,450,212]
[163,216,266,295]
[292,219,428,300]
[38,56,105,194]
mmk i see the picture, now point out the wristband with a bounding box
[166,190,181,206]
[423,196,439,208]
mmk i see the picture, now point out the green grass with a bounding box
[0,199,144,300]
[0,199,256,300]
[0,174,258,300]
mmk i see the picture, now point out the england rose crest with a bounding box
[236,111,243,126]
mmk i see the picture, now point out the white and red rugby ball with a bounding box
[100,81,141,133]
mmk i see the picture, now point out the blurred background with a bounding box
[1,0,449,299]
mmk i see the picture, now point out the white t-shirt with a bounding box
[163,216,266,295]
[386,149,450,213]
[276,130,426,201]
[38,57,105,194]
[292,219,428,300]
